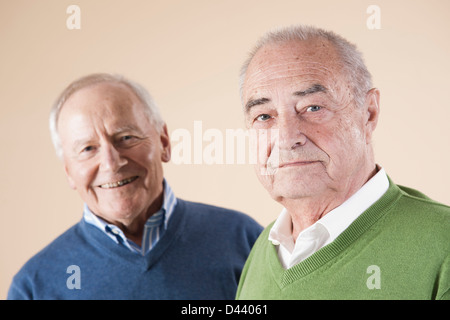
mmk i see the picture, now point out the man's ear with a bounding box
[364,88,380,144]
[160,123,171,163]
[64,164,77,190]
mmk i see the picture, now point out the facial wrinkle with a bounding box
[246,61,335,87]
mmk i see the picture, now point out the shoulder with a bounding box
[177,198,262,228]
[15,222,85,272]
[384,183,450,249]
[174,199,263,243]
[8,222,85,299]
[248,221,274,251]
[396,184,450,221]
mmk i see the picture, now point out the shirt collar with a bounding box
[269,166,389,247]
[268,208,293,249]
[160,179,177,229]
[317,167,389,241]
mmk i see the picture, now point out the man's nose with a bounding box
[99,143,127,172]
[277,113,307,150]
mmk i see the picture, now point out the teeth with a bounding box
[100,176,137,189]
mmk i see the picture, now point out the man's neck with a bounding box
[282,165,378,241]
[109,192,164,246]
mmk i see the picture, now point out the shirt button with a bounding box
[271,240,280,246]
[111,228,120,235]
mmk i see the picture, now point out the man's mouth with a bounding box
[98,176,139,189]
[278,161,318,169]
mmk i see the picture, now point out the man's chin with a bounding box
[90,202,141,222]
[267,175,327,201]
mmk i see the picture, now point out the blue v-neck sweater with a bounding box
[8,199,263,300]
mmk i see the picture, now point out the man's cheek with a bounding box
[250,128,280,176]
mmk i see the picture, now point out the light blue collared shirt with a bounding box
[83,179,177,255]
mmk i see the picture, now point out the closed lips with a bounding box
[278,161,318,168]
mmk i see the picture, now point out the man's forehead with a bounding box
[253,38,337,63]
[243,59,338,102]
[60,82,144,122]
[58,82,148,134]
[66,81,137,105]
[247,40,339,76]
[245,60,335,87]
[243,40,343,99]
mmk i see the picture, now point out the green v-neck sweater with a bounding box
[236,178,450,300]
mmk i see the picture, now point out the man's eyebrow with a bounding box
[71,137,94,153]
[293,84,327,97]
[112,125,141,135]
[72,126,142,146]
[245,97,271,112]
[244,84,327,112]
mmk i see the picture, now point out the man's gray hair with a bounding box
[239,25,373,108]
[49,73,164,159]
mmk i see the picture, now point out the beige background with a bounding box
[1,0,449,299]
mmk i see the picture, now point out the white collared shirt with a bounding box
[268,167,389,269]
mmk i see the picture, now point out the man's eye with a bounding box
[306,105,322,112]
[82,146,94,153]
[119,135,139,143]
[256,114,271,121]
[118,135,140,146]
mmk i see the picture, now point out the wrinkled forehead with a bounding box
[64,82,138,109]
[243,39,346,96]
[58,82,149,133]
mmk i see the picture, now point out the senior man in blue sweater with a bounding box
[8,73,262,300]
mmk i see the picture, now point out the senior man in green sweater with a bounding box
[236,25,449,300]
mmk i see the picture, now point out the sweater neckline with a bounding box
[268,177,402,288]
[79,199,186,271]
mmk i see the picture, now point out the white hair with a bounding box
[239,25,373,108]
[49,73,164,159]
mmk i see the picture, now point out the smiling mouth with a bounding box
[98,176,139,189]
